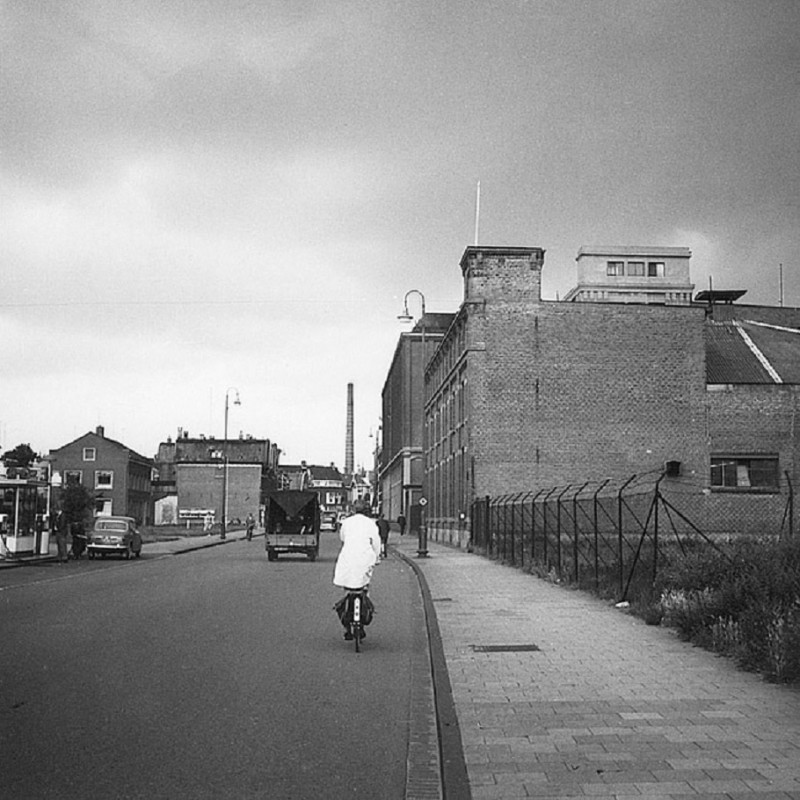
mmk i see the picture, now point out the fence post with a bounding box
[485,495,491,553]
[512,494,518,561]
[617,475,636,598]
[488,496,496,556]
[573,482,589,584]
[653,474,665,587]
[787,471,794,539]
[542,487,558,568]
[556,485,570,579]
[504,494,511,564]
[531,489,544,564]
[503,495,510,561]
[593,479,610,592]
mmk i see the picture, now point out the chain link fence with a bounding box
[470,471,795,602]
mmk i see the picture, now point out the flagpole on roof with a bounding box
[474,180,480,246]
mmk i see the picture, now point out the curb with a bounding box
[393,545,472,800]
[0,530,255,568]
[0,555,57,569]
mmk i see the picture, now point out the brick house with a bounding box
[307,464,346,519]
[48,426,153,524]
[413,245,799,546]
[153,430,280,526]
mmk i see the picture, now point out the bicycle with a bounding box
[350,589,365,652]
[336,588,374,653]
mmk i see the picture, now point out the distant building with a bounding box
[378,313,455,526]
[48,426,153,524]
[276,462,346,519]
[153,429,280,527]
[307,464,346,518]
[347,469,372,510]
[564,246,694,305]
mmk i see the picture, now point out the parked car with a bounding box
[87,516,142,559]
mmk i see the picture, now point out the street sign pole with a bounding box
[417,496,428,558]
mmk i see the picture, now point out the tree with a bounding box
[60,483,95,525]
[1,443,38,468]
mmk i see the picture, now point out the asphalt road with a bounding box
[0,535,423,799]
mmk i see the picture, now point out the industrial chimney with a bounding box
[345,383,354,476]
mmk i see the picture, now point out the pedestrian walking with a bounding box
[53,510,68,563]
[376,513,390,558]
[397,513,406,537]
[245,512,256,541]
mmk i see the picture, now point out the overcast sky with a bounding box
[2,0,799,469]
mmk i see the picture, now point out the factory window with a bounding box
[710,456,779,492]
[627,261,645,276]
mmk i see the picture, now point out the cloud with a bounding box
[2,0,799,467]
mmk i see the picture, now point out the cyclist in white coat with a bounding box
[333,500,381,589]
[333,500,381,639]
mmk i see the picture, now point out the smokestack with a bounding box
[345,383,354,475]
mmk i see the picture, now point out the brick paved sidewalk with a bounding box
[393,534,800,800]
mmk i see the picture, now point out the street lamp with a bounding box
[398,289,428,558]
[221,387,241,540]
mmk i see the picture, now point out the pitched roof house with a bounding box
[48,426,153,524]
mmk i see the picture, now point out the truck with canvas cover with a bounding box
[264,490,320,561]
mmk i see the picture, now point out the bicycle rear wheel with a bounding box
[353,596,362,653]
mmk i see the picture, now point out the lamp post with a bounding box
[221,387,241,539]
[398,289,428,557]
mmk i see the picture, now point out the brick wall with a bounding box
[469,300,708,498]
[177,463,262,523]
[700,384,800,535]
[425,247,798,546]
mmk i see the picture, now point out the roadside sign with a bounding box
[419,497,427,506]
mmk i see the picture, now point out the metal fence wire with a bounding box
[470,471,795,601]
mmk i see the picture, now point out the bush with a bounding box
[656,536,800,682]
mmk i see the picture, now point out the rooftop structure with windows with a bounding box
[563,245,694,305]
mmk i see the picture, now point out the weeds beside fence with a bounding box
[470,473,800,682]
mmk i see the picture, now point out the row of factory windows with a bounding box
[606,260,665,277]
[427,446,470,521]
[427,315,467,398]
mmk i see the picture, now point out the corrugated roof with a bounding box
[741,320,800,383]
[706,320,800,384]
[706,322,771,383]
